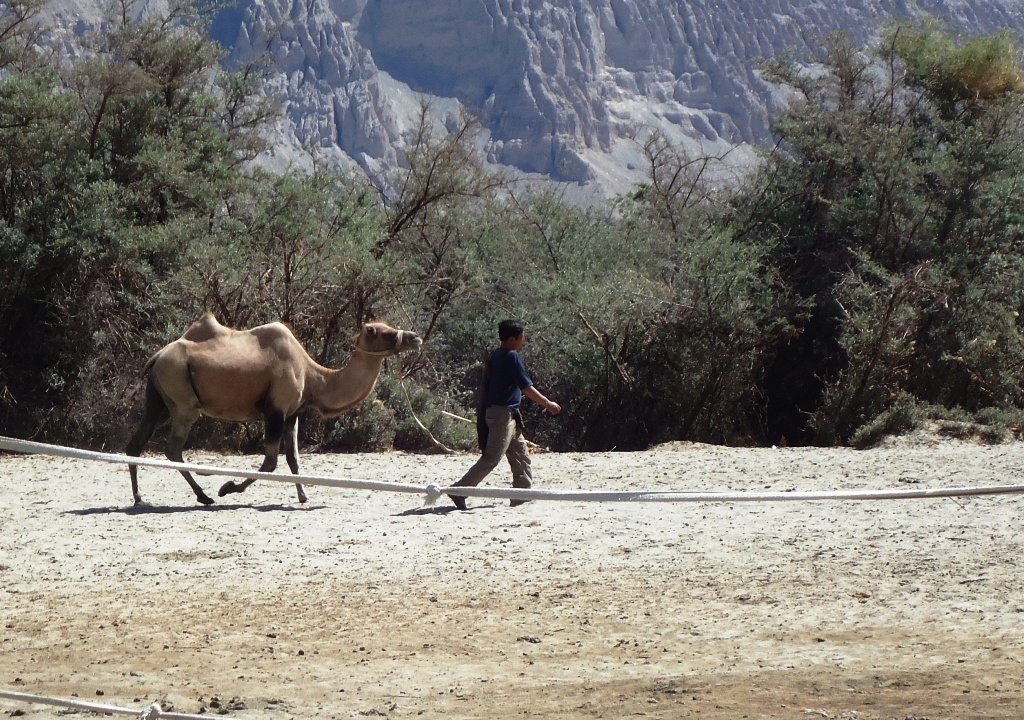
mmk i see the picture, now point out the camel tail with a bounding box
[141,352,159,378]
[126,373,169,459]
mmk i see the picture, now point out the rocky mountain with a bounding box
[40,0,1024,199]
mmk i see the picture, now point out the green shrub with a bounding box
[312,399,398,453]
[850,393,923,448]
[934,420,1009,444]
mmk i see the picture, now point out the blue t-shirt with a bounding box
[486,347,533,410]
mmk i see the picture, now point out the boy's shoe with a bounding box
[449,494,467,511]
[509,498,530,507]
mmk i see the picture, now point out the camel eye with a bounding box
[366,325,377,337]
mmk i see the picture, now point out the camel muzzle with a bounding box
[400,330,423,352]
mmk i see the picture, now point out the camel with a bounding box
[125,313,422,506]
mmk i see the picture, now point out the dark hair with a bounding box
[498,319,524,341]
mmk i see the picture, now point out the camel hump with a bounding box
[248,321,307,353]
[180,313,231,343]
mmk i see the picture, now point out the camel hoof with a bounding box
[133,497,148,507]
[197,494,215,506]
[217,481,238,497]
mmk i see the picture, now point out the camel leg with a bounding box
[219,409,285,498]
[165,411,215,506]
[125,379,169,506]
[282,415,307,503]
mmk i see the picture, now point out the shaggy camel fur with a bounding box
[125,313,422,506]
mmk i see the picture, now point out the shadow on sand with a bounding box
[398,502,497,516]
[66,503,329,516]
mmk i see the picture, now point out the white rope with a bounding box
[3,435,1024,504]
[0,689,209,720]
[400,382,456,454]
[0,436,428,496]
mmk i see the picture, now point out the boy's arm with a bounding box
[524,385,561,415]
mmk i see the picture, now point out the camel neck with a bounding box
[310,351,386,417]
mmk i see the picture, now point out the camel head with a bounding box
[354,322,423,356]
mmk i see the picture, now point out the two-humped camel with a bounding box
[125,313,422,506]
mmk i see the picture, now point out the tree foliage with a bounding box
[0,0,270,441]
[747,22,1024,444]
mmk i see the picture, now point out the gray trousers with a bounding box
[453,405,533,490]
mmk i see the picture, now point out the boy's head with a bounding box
[498,319,524,342]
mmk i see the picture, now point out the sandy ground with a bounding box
[2,435,1024,720]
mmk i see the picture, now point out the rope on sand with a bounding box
[0,436,428,495]
[3,435,1024,505]
[0,689,209,720]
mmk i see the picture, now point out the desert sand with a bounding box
[2,435,1024,719]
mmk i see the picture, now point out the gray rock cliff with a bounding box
[37,0,1024,197]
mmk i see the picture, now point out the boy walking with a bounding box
[449,320,561,510]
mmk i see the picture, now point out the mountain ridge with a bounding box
[39,0,1024,199]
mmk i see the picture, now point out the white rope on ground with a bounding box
[0,689,209,720]
[3,435,1024,504]
[0,436,428,496]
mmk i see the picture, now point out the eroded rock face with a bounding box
[226,0,402,173]
[358,0,615,180]
[42,0,1024,194]
[226,0,1024,189]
